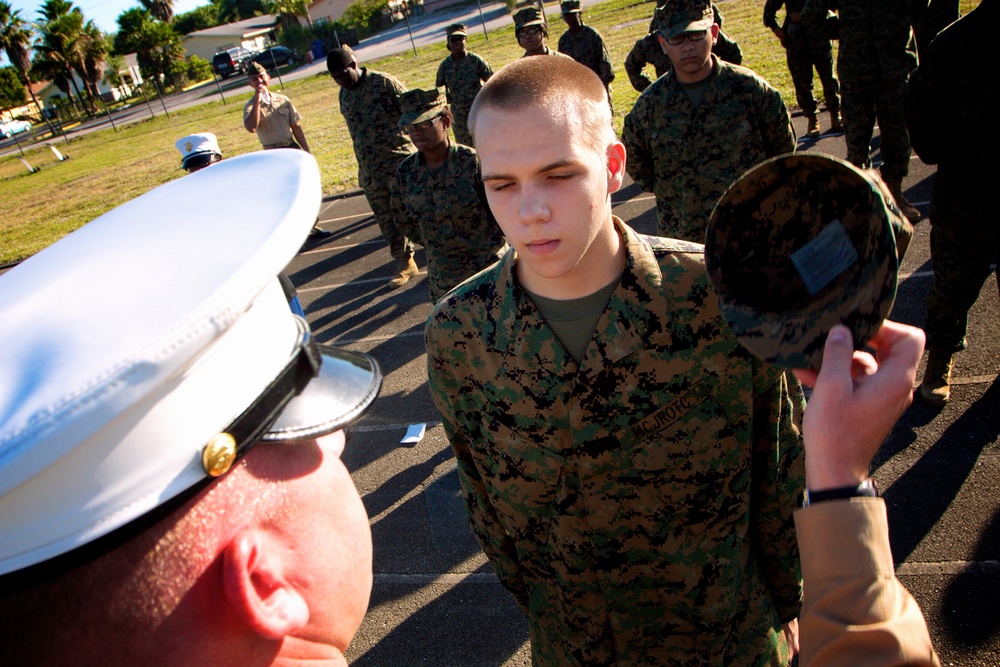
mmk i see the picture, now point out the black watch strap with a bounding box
[804,477,879,506]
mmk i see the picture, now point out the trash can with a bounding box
[311,39,325,60]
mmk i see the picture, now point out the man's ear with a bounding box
[606,141,626,194]
[222,529,309,640]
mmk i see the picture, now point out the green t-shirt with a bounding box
[527,277,621,363]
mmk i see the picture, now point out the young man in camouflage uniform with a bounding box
[623,0,794,242]
[327,47,418,288]
[388,88,506,302]
[426,56,804,666]
[625,1,742,93]
[513,7,571,58]
[435,23,493,147]
[764,0,841,138]
[802,0,922,223]
[557,0,614,99]
[905,0,998,407]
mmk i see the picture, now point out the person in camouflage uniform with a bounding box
[622,0,794,242]
[435,23,493,147]
[389,88,506,303]
[764,0,841,138]
[327,47,418,288]
[426,56,804,667]
[557,0,615,103]
[513,7,572,58]
[802,0,922,223]
[905,0,998,407]
[624,18,742,93]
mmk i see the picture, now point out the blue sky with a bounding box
[5,0,206,40]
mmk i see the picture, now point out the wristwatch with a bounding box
[803,477,879,506]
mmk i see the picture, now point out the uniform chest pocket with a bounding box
[476,419,564,546]
[626,391,750,537]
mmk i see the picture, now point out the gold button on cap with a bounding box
[203,433,237,477]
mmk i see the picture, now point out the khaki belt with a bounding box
[263,140,294,149]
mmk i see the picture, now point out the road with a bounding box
[0,0,528,156]
[285,114,999,665]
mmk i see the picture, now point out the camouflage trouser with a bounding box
[925,185,998,353]
[841,76,911,182]
[785,24,839,118]
[364,178,414,265]
[451,104,474,148]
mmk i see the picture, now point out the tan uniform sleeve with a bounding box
[795,498,941,667]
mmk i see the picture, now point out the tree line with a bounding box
[0,0,393,119]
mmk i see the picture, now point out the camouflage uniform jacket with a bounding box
[802,0,918,82]
[557,25,615,86]
[622,57,795,241]
[521,46,573,59]
[624,33,674,92]
[763,0,808,31]
[426,218,805,666]
[435,52,493,124]
[389,143,506,302]
[338,68,414,189]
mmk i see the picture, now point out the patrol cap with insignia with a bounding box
[705,153,912,371]
[176,132,222,172]
[446,22,467,38]
[514,6,545,31]
[560,0,582,14]
[247,61,267,76]
[654,0,713,39]
[398,87,447,128]
[0,150,382,581]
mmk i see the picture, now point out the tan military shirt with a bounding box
[243,92,301,148]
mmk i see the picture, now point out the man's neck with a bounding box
[451,50,467,60]
[516,215,626,300]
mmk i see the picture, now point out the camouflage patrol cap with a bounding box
[704,153,913,371]
[654,0,713,39]
[560,0,582,14]
[446,23,467,38]
[514,6,545,31]
[398,87,447,127]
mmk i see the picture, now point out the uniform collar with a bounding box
[483,218,681,360]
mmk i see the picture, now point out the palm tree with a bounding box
[217,0,266,24]
[268,0,311,29]
[37,0,79,23]
[80,20,107,100]
[0,2,44,117]
[33,9,92,114]
[139,0,174,24]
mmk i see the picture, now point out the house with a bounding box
[182,15,280,62]
[34,53,142,111]
[306,0,353,24]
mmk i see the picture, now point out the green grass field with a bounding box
[0,0,979,264]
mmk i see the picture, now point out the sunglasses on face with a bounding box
[402,115,442,135]
[665,30,708,46]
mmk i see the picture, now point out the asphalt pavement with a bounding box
[285,115,1000,666]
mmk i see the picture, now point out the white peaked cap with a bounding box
[0,150,381,578]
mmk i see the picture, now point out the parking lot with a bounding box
[281,113,1000,665]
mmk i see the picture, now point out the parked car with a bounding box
[212,47,254,79]
[0,119,32,138]
[250,46,300,70]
